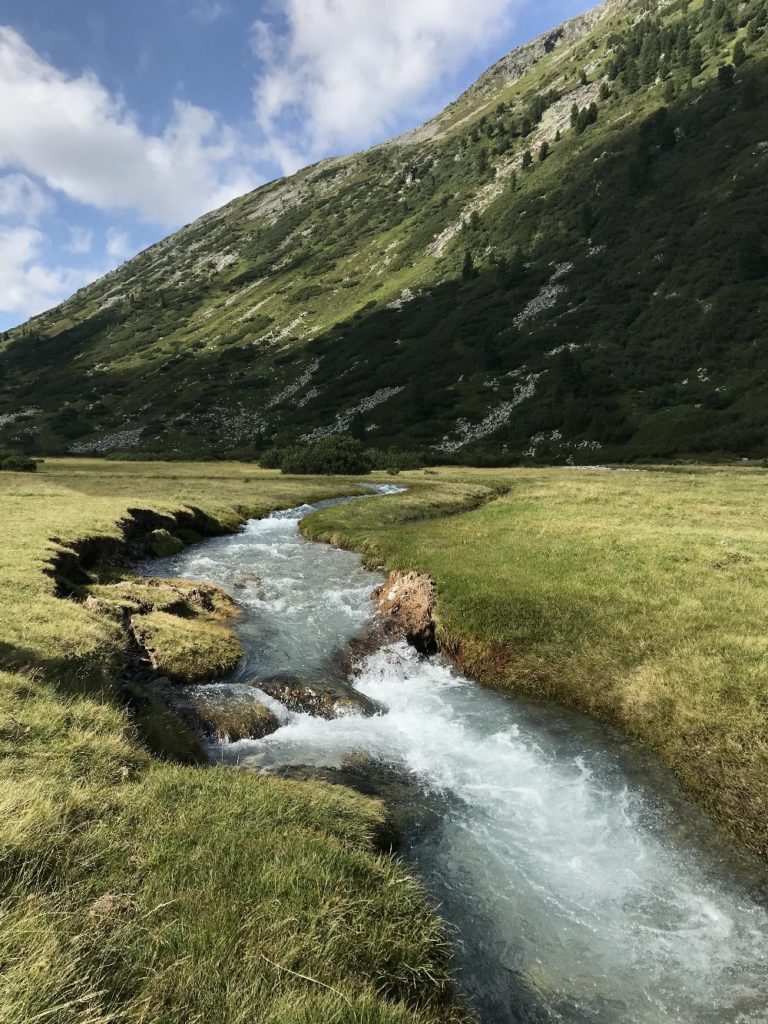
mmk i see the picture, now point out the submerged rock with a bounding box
[169,686,280,743]
[373,571,437,654]
[232,571,260,590]
[254,676,378,719]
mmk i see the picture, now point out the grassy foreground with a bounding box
[304,465,768,859]
[4,458,767,1023]
[0,460,487,1024]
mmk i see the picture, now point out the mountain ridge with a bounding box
[3,0,768,463]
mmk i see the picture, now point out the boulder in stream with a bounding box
[168,685,280,743]
[372,571,437,654]
[254,676,378,719]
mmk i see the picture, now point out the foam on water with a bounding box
[141,486,400,682]
[143,489,768,1024]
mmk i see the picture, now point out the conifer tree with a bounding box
[718,63,736,88]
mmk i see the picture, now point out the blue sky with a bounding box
[0,0,590,330]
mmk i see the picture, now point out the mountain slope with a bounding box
[2,0,768,463]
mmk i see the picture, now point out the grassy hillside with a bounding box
[0,460,487,1024]
[304,464,768,859]
[2,0,768,462]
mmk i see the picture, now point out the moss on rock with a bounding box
[173,689,281,743]
[256,677,376,719]
[149,529,185,558]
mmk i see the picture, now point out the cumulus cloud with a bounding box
[66,225,93,254]
[0,226,100,317]
[0,173,53,223]
[1,6,526,323]
[0,26,256,226]
[106,227,131,262]
[251,0,520,172]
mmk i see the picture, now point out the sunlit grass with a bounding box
[0,459,469,1024]
[305,464,768,858]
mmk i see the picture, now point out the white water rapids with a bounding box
[143,489,768,1023]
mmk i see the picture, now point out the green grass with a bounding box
[129,610,243,683]
[304,464,768,858]
[0,459,469,1024]
[4,456,768,1020]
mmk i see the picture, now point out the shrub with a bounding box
[258,447,289,469]
[370,447,427,472]
[280,436,374,475]
[0,450,38,472]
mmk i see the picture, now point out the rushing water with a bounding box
[144,489,768,1024]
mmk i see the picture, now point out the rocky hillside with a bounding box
[2,0,767,463]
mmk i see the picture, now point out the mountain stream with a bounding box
[141,487,768,1024]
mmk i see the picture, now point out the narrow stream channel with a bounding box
[142,488,768,1024]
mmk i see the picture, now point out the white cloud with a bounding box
[66,225,93,254]
[0,226,99,317]
[106,227,131,262]
[251,0,520,173]
[191,1,229,23]
[0,26,257,226]
[0,172,53,223]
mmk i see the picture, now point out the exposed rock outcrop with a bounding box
[372,571,437,654]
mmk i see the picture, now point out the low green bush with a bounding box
[0,449,38,472]
[281,437,374,475]
[260,437,374,475]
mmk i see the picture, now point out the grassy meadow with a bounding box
[2,457,768,1024]
[304,465,768,858]
[0,459,484,1024]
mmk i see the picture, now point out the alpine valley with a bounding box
[2,0,767,464]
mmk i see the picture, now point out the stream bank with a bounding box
[140,489,768,1024]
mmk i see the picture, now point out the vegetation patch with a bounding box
[130,611,243,684]
[265,436,375,475]
[0,449,37,472]
[121,680,209,764]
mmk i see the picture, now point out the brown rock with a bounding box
[254,677,377,719]
[171,688,280,743]
[372,571,437,653]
